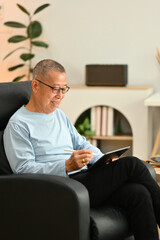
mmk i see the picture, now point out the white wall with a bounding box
[1,0,160,90]
[1,0,160,154]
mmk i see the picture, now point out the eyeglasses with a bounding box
[35,79,70,94]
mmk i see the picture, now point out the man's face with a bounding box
[34,70,67,113]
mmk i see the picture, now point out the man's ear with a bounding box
[32,79,39,93]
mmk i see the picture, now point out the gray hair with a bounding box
[32,59,65,80]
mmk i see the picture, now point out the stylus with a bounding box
[64,149,98,155]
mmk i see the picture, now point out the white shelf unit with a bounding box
[92,135,133,141]
[60,85,153,159]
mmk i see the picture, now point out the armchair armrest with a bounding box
[0,174,90,240]
[142,161,157,181]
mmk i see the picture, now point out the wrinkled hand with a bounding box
[65,149,93,172]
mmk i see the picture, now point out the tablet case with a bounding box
[88,146,130,170]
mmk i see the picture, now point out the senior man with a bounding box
[3,59,160,240]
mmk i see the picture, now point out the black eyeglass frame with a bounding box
[35,79,70,94]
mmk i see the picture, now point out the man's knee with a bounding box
[119,156,142,166]
[118,156,147,178]
[122,183,152,208]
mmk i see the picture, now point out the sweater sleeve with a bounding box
[3,122,68,177]
[65,115,103,164]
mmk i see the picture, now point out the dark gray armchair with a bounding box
[0,81,157,240]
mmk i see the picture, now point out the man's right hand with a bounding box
[65,149,93,172]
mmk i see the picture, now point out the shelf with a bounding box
[70,85,153,91]
[60,85,152,159]
[144,92,160,106]
[92,135,133,141]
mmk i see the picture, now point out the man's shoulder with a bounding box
[56,108,72,126]
[9,105,25,122]
[56,108,66,117]
[4,106,28,132]
[9,106,34,129]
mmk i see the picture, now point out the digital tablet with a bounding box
[88,146,130,170]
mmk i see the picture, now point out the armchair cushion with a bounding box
[0,81,32,175]
[0,81,32,131]
[90,206,131,240]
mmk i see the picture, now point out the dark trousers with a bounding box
[70,156,160,240]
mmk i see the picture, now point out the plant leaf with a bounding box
[27,21,42,39]
[17,4,30,16]
[76,116,95,138]
[78,124,84,133]
[3,47,27,60]
[4,21,26,28]
[30,68,34,73]
[31,40,48,48]
[84,130,94,137]
[83,118,90,129]
[13,75,26,82]
[20,53,35,61]
[8,64,25,71]
[8,35,28,43]
[33,4,50,15]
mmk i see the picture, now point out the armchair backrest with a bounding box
[0,81,32,175]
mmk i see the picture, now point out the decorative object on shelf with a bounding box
[76,117,95,140]
[75,106,132,140]
[115,117,123,135]
[3,3,50,82]
[85,64,128,86]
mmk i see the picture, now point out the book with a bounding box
[96,106,101,136]
[101,106,108,136]
[91,106,114,136]
[88,146,130,170]
[107,106,114,136]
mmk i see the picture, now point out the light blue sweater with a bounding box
[3,106,103,177]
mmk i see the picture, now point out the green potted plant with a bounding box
[3,3,50,81]
[76,117,95,140]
